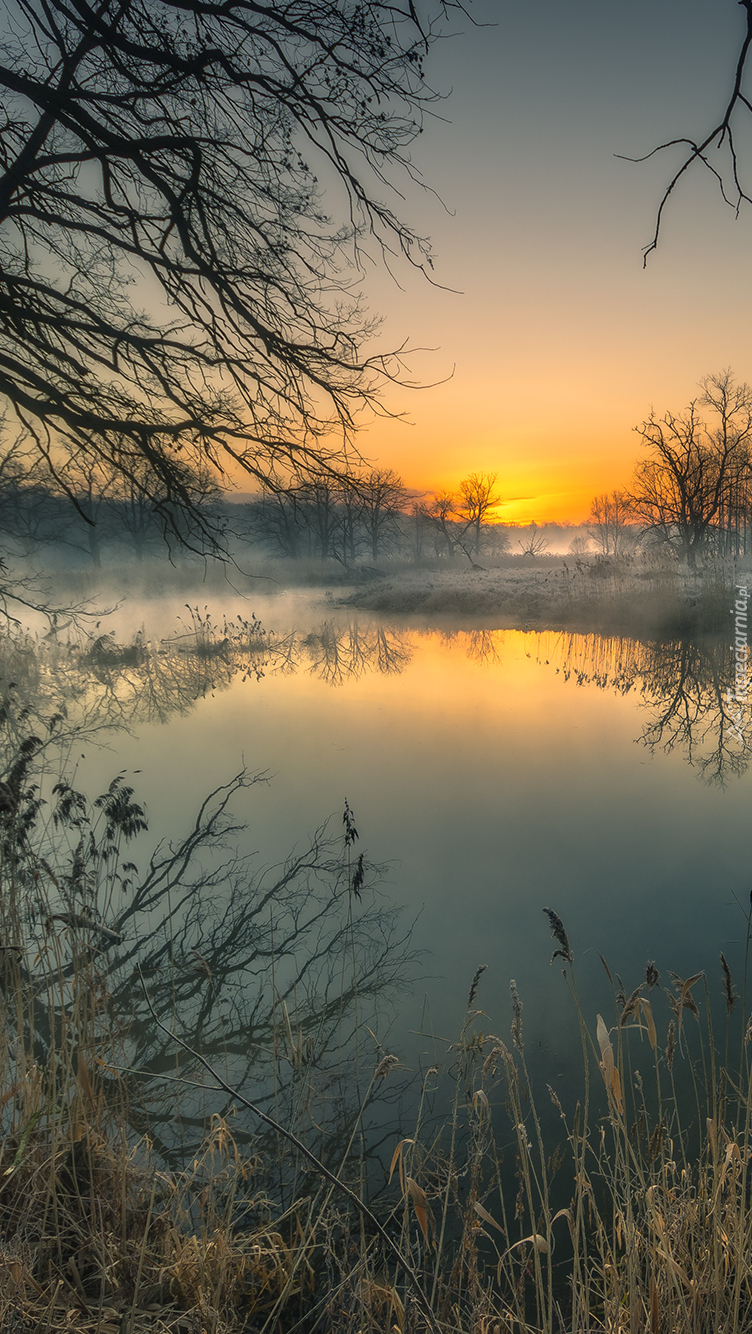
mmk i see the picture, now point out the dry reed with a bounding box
[3,716,752,1332]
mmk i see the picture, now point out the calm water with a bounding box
[70,591,752,1097]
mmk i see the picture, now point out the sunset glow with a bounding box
[317,0,752,525]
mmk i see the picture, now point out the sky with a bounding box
[341,0,752,523]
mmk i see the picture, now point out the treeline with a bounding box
[0,456,632,570]
[11,368,752,573]
[239,470,523,566]
[0,458,557,569]
[0,468,578,569]
[0,439,222,566]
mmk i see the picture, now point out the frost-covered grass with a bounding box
[17,545,749,640]
[338,553,744,636]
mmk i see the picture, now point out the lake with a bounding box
[66,590,750,1123]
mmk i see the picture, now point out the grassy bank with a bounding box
[339,553,742,639]
[2,730,752,1332]
[14,551,746,642]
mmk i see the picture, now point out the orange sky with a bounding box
[308,0,752,525]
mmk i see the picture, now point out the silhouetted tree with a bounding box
[338,477,363,568]
[638,2,752,263]
[0,0,469,547]
[0,436,60,557]
[108,449,224,561]
[517,522,548,557]
[245,489,308,560]
[456,471,502,557]
[55,449,118,568]
[568,532,593,555]
[627,372,752,567]
[302,480,341,562]
[589,490,632,557]
[359,469,406,561]
[410,500,430,561]
[420,473,505,564]
[422,491,458,558]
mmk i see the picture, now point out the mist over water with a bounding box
[39,573,750,1112]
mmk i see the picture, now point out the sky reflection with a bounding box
[68,602,752,1091]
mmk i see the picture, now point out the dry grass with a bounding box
[4,909,752,1334]
[0,719,426,1333]
[2,719,751,1332]
[372,931,752,1334]
[0,807,288,1334]
[340,552,742,637]
[0,1113,289,1334]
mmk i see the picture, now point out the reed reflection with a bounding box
[0,610,414,743]
[536,632,748,785]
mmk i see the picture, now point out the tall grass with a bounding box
[376,914,752,1333]
[2,718,751,1331]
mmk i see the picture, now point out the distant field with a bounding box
[337,555,743,636]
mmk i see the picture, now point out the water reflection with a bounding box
[3,604,750,1194]
[535,632,747,785]
[0,611,414,741]
[429,626,503,668]
[2,754,414,1175]
[300,619,411,684]
[0,612,746,787]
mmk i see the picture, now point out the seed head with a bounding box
[467,963,487,1008]
[542,908,573,965]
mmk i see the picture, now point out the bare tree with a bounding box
[420,473,503,565]
[301,480,341,563]
[589,490,632,557]
[108,448,224,562]
[245,488,308,560]
[568,532,593,555]
[410,500,430,561]
[54,448,120,568]
[517,522,548,557]
[0,434,60,558]
[422,491,458,559]
[337,476,363,568]
[0,0,469,548]
[627,371,752,567]
[482,522,511,557]
[359,468,406,562]
[456,471,502,557]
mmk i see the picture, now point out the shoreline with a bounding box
[333,558,739,638]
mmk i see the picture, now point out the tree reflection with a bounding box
[302,618,411,684]
[465,628,503,667]
[427,625,504,668]
[2,755,413,1182]
[0,610,413,744]
[537,631,748,785]
[3,612,746,789]
[0,609,418,1187]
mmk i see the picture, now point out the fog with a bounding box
[6,548,750,1135]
